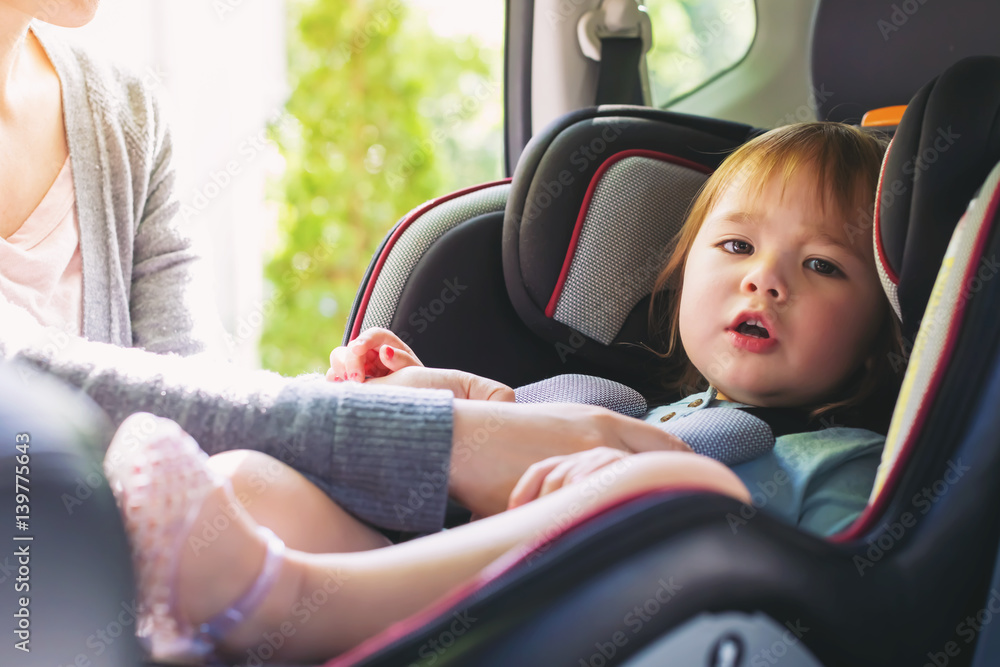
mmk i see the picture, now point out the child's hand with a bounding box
[327,328,423,383]
[506,446,633,510]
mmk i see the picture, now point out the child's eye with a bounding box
[805,258,842,276]
[720,240,753,254]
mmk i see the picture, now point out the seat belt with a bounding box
[595,37,645,105]
[578,0,652,106]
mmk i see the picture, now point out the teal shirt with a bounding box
[644,388,884,537]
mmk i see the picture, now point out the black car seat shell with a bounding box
[332,57,1000,667]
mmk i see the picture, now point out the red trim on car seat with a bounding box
[874,139,900,285]
[544,150,713,319]
[831,180,1000,543]
[323,486,709,667]
[349,178,513,341]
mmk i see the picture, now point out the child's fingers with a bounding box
[378,345,422,371]
[349,328,421,364]
[329,346,367,382]
[328,347,349,382]
[508,457,566,510]
[538,458,579,498]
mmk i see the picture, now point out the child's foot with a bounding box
[103,413,303,663]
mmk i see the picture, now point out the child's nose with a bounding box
[741,261,787,301]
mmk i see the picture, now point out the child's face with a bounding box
[678,165,885,408]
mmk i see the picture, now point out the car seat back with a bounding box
[331,57,1000,667]
[346,107,759,397]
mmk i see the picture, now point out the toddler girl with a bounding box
[102,122,902,663]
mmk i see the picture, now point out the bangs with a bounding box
[699,123,887,234]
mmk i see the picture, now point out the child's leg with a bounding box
[206,450,391,553]
[201,451,751,662]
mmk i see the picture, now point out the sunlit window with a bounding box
[644,0,756,107]
[259,0,505,375]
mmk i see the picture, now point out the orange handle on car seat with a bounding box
[861,105,907,127]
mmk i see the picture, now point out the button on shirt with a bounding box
[643,387,885,537]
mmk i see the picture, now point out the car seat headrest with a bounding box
[811,0,1000,123]
[503,106,759,396]
[874,56,1000,343]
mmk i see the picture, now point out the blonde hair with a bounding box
[649,122,903,431]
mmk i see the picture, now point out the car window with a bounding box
[260,0,505,375]
[644,0,756,107]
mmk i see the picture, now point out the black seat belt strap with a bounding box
[595,36,645,106]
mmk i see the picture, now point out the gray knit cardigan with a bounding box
[0,24,454,533]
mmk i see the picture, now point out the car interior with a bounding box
[4,1,1000,666]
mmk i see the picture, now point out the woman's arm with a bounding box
[0,305,454,534]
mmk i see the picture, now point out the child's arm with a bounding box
[507,446,634,509]
[507,437,719,509]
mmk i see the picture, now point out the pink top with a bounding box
[0,156,83,336]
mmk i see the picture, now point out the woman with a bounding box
[0,0,687,540]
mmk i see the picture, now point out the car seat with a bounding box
[345,107,760,399]
[332,55,1000,666]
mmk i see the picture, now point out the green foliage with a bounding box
[260,0,501,375]
[644,0,756,106]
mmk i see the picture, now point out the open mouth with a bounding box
[735,319,770,339]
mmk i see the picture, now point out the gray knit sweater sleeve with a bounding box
[7,25,456,534]
[1,323,453,533]
[33,23,226,355]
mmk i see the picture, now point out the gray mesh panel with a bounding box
[514,373,647,417]
[871,161,1000,501]
[360,183,510,331]
[657,408,775,466]
[552,157,709,345]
